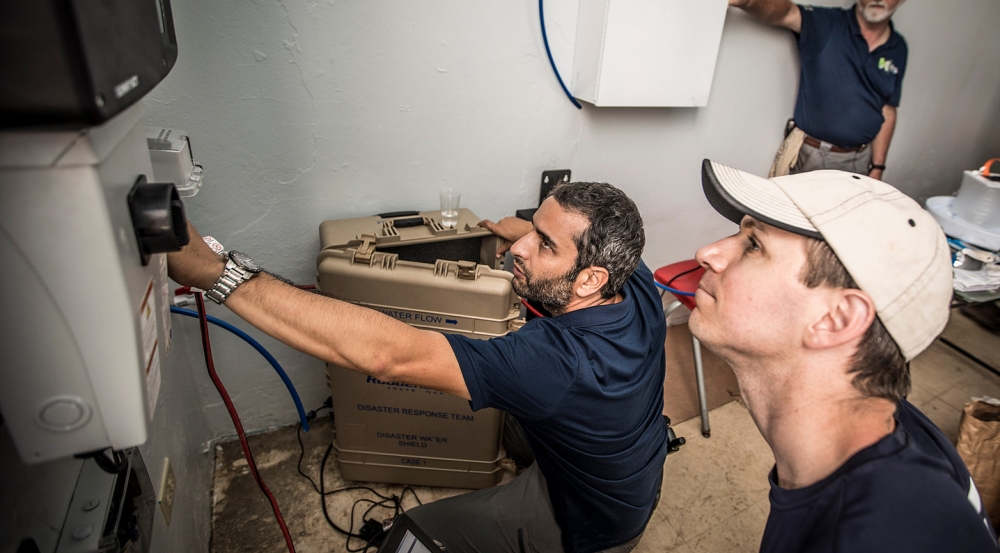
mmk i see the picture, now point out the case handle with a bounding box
[377,210,420,218]
[391,217,425,228]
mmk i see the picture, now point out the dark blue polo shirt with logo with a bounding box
[446,261,668,553]
[793,4,908,149]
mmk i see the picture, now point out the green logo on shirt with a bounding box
[878,57,899,75]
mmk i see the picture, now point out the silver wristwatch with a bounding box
[205,250,262,304]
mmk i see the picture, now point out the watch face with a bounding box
[228,251,262,273]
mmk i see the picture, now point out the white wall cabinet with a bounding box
[572,0,729,107]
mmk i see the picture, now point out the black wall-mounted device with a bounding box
[0,0,178,128]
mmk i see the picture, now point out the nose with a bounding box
[695,238,730,274]
[509,234,530,261]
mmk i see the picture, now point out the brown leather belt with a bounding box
[803,135,867,153]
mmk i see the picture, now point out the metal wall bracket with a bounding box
[539,170,571,204]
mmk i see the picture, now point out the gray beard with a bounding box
[861,3,895,24]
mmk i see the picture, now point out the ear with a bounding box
[574,266,610,298]
[804,289,876,351]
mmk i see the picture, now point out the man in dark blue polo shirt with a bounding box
[730,1,908,180]
[695,159,998,552]
[406,183,669,553]
[165,182,668,553]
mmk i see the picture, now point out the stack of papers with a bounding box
[953,264,1000,292]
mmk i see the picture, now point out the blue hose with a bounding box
[540,0,582,109]
[170,306,310,431]
[653,280,696,298]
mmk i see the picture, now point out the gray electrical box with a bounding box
[0,104,169,464]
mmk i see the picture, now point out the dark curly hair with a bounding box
[548,181,645,299]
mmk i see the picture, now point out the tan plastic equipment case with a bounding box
[317,208,524,489]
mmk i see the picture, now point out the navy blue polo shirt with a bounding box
[760,400,999,553]
[446,261,668,553]
[793,4,908,148]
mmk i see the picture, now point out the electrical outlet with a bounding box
[158,457,176,526]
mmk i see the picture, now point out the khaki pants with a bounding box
[792,141,872,175]
[769,121,871,177]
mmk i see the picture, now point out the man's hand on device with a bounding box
[478,217,533,258]
[167,221,226,290]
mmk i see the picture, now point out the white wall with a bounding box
[574,1,1000,265]
[146,0,586,437]
[887,0,1000,200]
[144,0,1000,439]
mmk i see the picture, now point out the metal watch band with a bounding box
[205,253,259,304]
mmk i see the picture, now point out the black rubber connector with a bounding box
[127,174,189,265]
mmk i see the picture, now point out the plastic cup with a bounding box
[439,188,461,229]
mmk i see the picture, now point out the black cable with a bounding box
[665,264,702,288]
[106,449,128,473]
[400,486,423,507]
[75,448,128,474]
[309,426,424,547]
[296,397,334,494]
[95,450,127,474]
[296,423,322,494]
[361,534,382,553]
[347,497,397,552]
[319,443,362,537]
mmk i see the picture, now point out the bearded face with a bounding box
[511,255,577,314]
[859,0,900,24]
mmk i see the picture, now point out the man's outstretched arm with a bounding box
[729,0,802,33]
[168,221,471,400]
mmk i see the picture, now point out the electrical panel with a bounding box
[0,103,174,464]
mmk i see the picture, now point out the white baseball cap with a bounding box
[700,159,953,361]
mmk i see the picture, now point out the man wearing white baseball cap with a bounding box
[691,159,999,551]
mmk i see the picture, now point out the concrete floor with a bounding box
[210,309,1000,553]
[210,415,469,553]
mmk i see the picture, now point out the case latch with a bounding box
[351,234,378,264]
[456,260,477,280]
[434,259,480,280]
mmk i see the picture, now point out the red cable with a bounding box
[521,298,546,318]
[194,293,297,553]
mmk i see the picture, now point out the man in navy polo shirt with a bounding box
[694,159,998,551]
[730,1,907,180]
[166,182,668,553]
[404,183,669,553]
